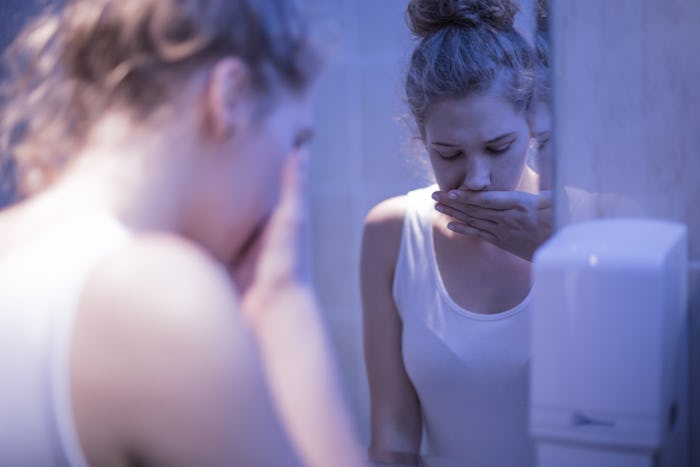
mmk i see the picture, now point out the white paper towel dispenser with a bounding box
[530,219,688,467]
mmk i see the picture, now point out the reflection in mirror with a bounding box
[357,1,550,466]
[529,2,643,229]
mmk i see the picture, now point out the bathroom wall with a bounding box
[306,0,422,444]
[551,0,700,464]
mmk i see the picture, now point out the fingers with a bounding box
[435,201,500,239]
[433,189,553,261]
[537,190,553,209]
[263,150,310,263]
[231,151,310,294]
[446,221,498,242]
[434,202,497,225]
[437,201,504,222]
[433,189,544,211]
[275,150,307,223]
[433,190,511,210]
[265,150,312,283]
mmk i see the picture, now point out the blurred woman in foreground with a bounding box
[0,1,364,466]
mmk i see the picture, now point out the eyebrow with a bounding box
[484,132,517,144]
[431,132,517,147]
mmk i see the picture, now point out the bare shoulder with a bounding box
[361,195,408,283]
[88,233,236,315]
[363,195,407,249]
[72,234,297,466]
[365,195,407,227]
[77,233,241,350]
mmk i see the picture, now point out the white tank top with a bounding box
[0,213,130,466]
[393,186,535,467]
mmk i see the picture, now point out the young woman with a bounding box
[361,1,539,465]
[436,0,641,236]
[431,0,553,261]
[0,1,364,466]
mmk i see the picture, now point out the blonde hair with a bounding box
[1,0,320,194]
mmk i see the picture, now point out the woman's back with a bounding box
[0,0,367,464]
[0,205,302,466]
[0,213,129,466]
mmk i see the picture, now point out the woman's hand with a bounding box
[432,189,553,262]
[228,150,312,321]
[226,151,366,467]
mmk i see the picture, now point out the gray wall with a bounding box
[551,1,700,464]
[307,0,423,443]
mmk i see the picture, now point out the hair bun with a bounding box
[406,0,518,38]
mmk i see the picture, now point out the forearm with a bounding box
[370,461,420,467]
[368,447,420,467]
[367,423,422,467]
[246,286,366,467]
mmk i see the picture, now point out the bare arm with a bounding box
[361,197,422,466]
[72,237,303,467]
[232,153,366,467]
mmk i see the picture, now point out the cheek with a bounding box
[429,157,462,191]
[493,142,530,186]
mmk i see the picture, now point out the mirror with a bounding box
[308,0,552,465]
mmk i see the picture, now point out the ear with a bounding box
[204,57,252,141]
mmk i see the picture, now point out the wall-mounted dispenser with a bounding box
[530,219,688,467]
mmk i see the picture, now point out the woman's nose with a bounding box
[461,156,490,191]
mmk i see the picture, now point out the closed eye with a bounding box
[486,142,513,155]
[438,151,462,160]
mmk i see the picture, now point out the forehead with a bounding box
[424,93,525,143]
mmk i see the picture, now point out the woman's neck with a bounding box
[45,111,199,234]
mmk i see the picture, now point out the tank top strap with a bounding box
[392,185,439,319]
[0,212,131,467]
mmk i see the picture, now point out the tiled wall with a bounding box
[551,1,700,464]
[307,0,423,444]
